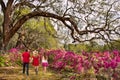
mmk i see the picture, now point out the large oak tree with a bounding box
[0,0,120,49]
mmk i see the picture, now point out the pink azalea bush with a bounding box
[47,49,120,79]
[8,48,22,66]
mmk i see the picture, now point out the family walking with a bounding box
[21,49,48,76]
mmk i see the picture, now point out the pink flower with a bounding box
[103,61,110,69]
[113,50,119,56]
[9,48,19,54]
[82,51,89,56]
[103,51,110,57]
[110,59,118,69]
[76,63,83,72]
[116,56,120,62]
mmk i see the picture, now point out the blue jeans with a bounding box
[23,63,29,75]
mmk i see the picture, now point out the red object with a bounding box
[32,56,40,66]
[22,52,30,63]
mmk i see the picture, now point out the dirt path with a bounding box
[0,66,61,80]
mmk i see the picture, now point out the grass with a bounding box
[0,66,61,80]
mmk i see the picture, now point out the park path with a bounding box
[0,66,61,80]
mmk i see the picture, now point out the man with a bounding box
[21,49,30,75]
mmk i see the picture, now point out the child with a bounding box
[31,50,40,75]
[42,52,49,73]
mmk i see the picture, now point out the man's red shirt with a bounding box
[22,52,30,63]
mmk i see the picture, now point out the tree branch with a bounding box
[0,0,6,13]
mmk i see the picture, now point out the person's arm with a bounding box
[30,56,33,63]
[21,53,23,62]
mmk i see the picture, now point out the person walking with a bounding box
[41,52,49,73]
[31,50,40,75]
[21,49,30,76]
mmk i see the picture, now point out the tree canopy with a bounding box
[0,0,120,49]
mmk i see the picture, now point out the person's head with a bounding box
[43,52,47,59]
[25,48,30,52]
[33,50,38,56]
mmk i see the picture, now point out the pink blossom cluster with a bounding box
[47,49,120,74]
[47,50,83,73]
[9,48,19,54]
[8,48,20,62]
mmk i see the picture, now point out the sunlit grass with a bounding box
[0,66,60,80]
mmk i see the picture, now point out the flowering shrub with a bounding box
[8,48,22,66]
[47,49,120,79]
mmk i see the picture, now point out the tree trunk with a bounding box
[1,0,14,50]
[3,30,10,50]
